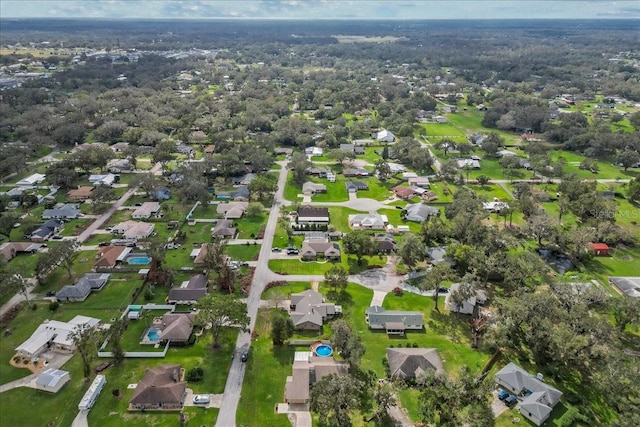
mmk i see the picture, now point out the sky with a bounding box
[1,0,638,20]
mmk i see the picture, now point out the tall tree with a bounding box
[342,230,374,264]
[374,158,393,181]
[107,317,126,364]
[418,263,454,313]
[310,373,363,427]
[248,174,277,201]
[0,214,17,240]
[398,233,425,270]
[290,152,311,185]
[324,265,348,296]
[195,293,250,349]
[329,320,365,369]
[70,323,101,379]
[270,311,295,346]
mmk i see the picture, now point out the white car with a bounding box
[193,394,210,404]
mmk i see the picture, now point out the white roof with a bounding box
[36,368,70,388]
[16,315,100,355]
[17,173,46,186]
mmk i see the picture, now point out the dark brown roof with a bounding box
[129,364,186,406]
[298,206,329,218]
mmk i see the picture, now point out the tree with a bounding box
[330,320,365,369]
[46,161,77,189]
[248,174,277,201]
[418,263,454,312]
[369,382,397,422]
[290,152,311,185]
[525,213,558,247]
[342,230,374,264]
[70,323,101,379]
[247,148,273,172]
[90,185,116,211]
[612,296,640,332]
[328,148,355,165]
[617,149,640,171]
[152,139,175,171]
[374,158,392,181]
[324,264,348,295]
[420,216,449,247]
[0,214,17,240]
[310,373,363,427]
[50,240,79,279]
[627,177,640,202]
[107,317,126,364]
[476,175,490,186]
[246,202,264,218]
[270,311,295,346]
[195,293,250,349]
[398,233,425,270]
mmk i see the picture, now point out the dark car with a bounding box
[51,235,63,240]
[498,390,509,401]
[241,352,248,362]
[271,247,282,252]
[98,241,110,247]
[287,249,299,255]
[438,287,449,294]
[45,291,56,297]
[505,395,518,407]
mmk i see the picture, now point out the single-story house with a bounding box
[446,283,488,315]
[365,306,424,335]
[129,364,187,411]
[608,277,640,298]
[192,243,210,265]
[151,187,171,201]
[230,185,250,201]
[285,351,348,404]
[168,274,208,304]
[482,201,510,213]
[56,273,111,302]
[30,219,64,242]
[67,186,94,202]
[94,246,132,269]
[204,144,216,154]
[349,213,388,230]
[302,182,327,196]
[112,221,155,240]
[274,147,293,156]
[17,173,46,187]
[16,315,101,358]
[426,246,451,265]
[401,172,418,181]
[339,144,365,154]
[496,150,517,158]
[376,129,395,143]
[132,202,160,219]
[407,176,430,188]
[387,162,405,173]
[456,159,481,169]
[42,203,80,220]
[392,185,417,200]
[495,363,563,426]
[157,312,196,344]
[216,201,248,219]
[343,168,370,177]
[297,206,330,224]
[289,290,342,330]
[300,238,341,260]
[110,142,130,152]
[403,203,439,222]
[107,158,133,173]
[0,242,42,261]
[345,181,369,192]
[589,243,610,256]
[34,368,71,393]
[386,348,443,380]
[190,130,208,141]
[89,174,117,187]
[374,234,397,253]
[211,219,236,238]
[305,147,323,157]
[176,145,193,155]
[232,173,257,186]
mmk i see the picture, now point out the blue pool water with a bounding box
[146,328,160,343]
[128,257,151,265]
[315,344,333,357]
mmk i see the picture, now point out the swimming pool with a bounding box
[314,344,333,357]
[128,256,151,265]
[146,327,160,343]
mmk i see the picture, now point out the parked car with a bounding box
[193,394,210,405]
[271,247,282,252]
[438,287,449,293]
[45,291,56,297]
[98,242,110,247]
[287,249,299,255]
[51,235,63,240]
[498,390,509,401]
[241,352,248,362]
[505,395,518,407]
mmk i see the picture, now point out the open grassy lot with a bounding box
[269,253,386,275]
[225,244,261,261]
[328,206,365,231]
[283,171,349,202]
[235,213,267,239]
[381,207,423,233]
[468,184,514,201]
[420,122,467,142]
[550,150,635,179]
[356,177,400,201]
[262,281,312,300]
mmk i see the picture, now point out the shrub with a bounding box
[48,301,60,312]
[392,287,404,296]
[31,304,37,311]
[406,342,412,348]
[186,367,204,382]
[412,342,418,348]
[112,388,120,397]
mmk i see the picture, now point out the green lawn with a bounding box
[235,214,267,239]
[262,281,312,300]
[283,171,350,202]
[357,178,400,201]
[550,150,633,180]
[225,244,261,261]
[420,122,467,142]
[269,253,386,275]
[328,206,365,232]
[381,208,423,234]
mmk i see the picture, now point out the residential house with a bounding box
[376,129,395,143]
[203,145,216,154]
[387,162,405,173]
[112,221,155,240]
[129,364,187,411]
[191,243,209,265]
[176,145,193,155]
[374,234,397,253]
[16,315,101,358]
[349,213,388,230]
[305,147,323,157]
[392,186,417,200]
[446,283,488,315]
[434,115,448,123]
[274,147,293,156]
[306,167,331,177]
[297,206,330,225]
[496,150,517,158]
[189,130,208,141]
[608,277,640,298]
[151,187,171,201]
[456,159,481,169]
[110,142,130,152]
[0,242,42,261]
[232,173,256,186]
[107,158,133,173]
[403,203,439,222]
[94,246,132,269]
[590,243,610,256]
[211,219,236,238]
[421,190,438,202]
[495,363,563,426]
[407,176,430,188]
[42,203,80,220]
[345,181,369,193]
[56,273,111,302]
[34,368,71,393]
[289,290,342,330]
[230,185,250,201]
[132,202,161,219]
[17,173,46,187]
[156,312,196,344]
[302,182,327,196]
[426,246,451,265]
[285,351,348,404]
[343,168,370,177]
[365,306,424,335]
[386,348,443,380]
[402,172,418,181]
[482,201,510,213]
[67,187,94,202]
[339,144,365,155]
[168,274,208,304]
[30,219,64,242]
[89,174,116,187]
[300,238,341,260]
[216,201,248,219]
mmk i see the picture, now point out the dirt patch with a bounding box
[9,353,49,373]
